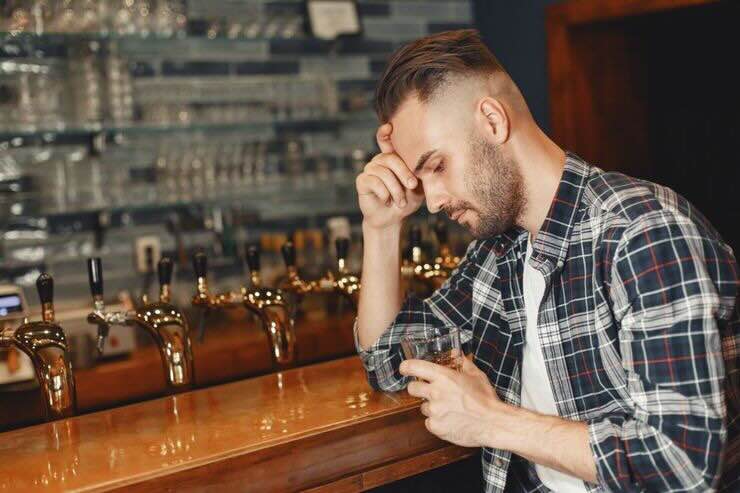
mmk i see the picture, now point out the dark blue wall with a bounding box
[473,0,560,133]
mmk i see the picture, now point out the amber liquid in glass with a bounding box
[429,349,462,371]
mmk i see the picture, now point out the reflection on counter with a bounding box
[0,357,431,492]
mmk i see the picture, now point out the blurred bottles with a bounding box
[0,0,187,38]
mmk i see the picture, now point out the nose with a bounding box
[423,183,447,214]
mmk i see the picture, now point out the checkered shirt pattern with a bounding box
[354,154,739,492]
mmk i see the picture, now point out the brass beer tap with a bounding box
[86,257,195,392]
[242,245,295,365]
[401,225,449,292]
[191,248,297,366]
[311,237,361,309]
[0,274,77,421]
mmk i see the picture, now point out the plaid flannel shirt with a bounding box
[355,154,739,492]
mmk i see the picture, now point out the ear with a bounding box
[477,97,510,146]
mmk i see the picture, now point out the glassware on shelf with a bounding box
[110,0,136,36]
[66,43,104,126]
[104,43,134,124]
[0,59,64,132]
[199,7,303,41]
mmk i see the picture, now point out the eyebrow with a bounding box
[414,149,438,174]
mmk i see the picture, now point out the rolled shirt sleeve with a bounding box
[589,210,734,491]
[354,241,479,392]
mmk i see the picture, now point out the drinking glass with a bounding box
[400,325,463,372]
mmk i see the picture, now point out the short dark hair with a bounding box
[374,29,505,123]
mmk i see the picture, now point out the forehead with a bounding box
[389,96,459,168]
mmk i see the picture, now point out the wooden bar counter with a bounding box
[0,356,474,492]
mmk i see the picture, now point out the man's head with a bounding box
[375,29,528,238]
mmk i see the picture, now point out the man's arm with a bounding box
[355,123,424,351]
[401,354,599,484]
[490,405,597,483]
[357,223,404,350]
[586,210,734,491]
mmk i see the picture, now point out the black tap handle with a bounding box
[335,237,349,260]
[192,251,207,278]
[246,244,260,272]
[409,225,422,248]
[281,241,296,268]
[434,220,448,245]
[36,273,54,305]
[158,257,173,286]
[87,257,104,297]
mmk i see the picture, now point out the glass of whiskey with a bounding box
[400,325,463,373]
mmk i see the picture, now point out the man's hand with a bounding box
[400,355,507,448]
[356,123,425,230]
[400,356,598,483]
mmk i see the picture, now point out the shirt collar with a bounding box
[491,152,592,272]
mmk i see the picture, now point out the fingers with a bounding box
[420,400,445,417]
[407,380,432,400]
[356,174,391,205]
[365,164,407,207]
[376,123,394,154]
[400,358,454,383]
[425,418,442,436]
[378,153,418,190]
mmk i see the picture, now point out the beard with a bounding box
[443,135,525,239]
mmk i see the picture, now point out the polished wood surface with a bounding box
[0,312,356,430]
[0,356,470,492]
[302,445,475,493]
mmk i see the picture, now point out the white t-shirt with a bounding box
[520,237,587,492]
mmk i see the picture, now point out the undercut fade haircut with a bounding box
[374,29,505,123]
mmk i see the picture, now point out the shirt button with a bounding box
[494,458,504,467]
[493,241,506,257]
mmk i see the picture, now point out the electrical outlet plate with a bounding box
[134,236,162,273]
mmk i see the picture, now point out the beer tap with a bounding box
[401,225,448,292]
[191,251,216,342]
[433,220,460,272]
[242,245,296,365]
[277,240,314,320]
[190,249,247,342]
[86,257,195,391]
[0,274,77,421]
[278,241,314,300]
[191,248,297,366]
[312,237,361,309]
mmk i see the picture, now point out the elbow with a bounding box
[360,350,409,393]
[589,415,725,491]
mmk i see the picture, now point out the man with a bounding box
[354,29,738,492]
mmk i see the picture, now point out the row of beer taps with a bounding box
[0,221,460,423]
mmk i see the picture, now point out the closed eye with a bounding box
[433,161,445,174]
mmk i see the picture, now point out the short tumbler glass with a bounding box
[400,325,463,372]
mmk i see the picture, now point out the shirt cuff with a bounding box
[587,417,622,489]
